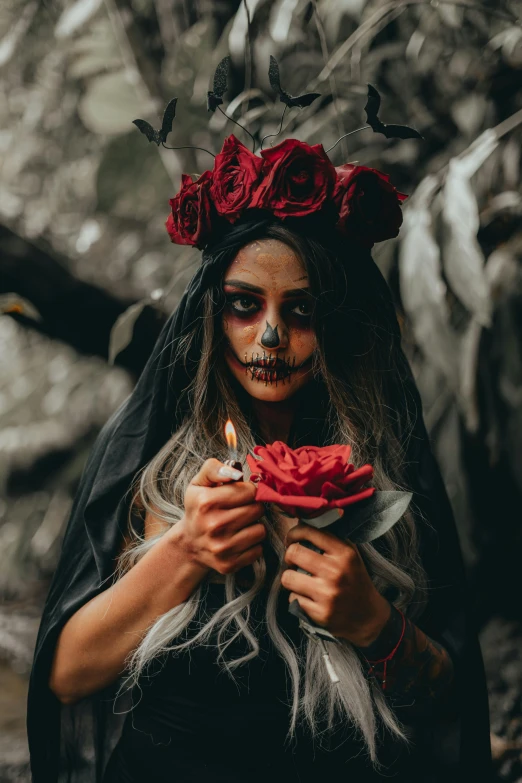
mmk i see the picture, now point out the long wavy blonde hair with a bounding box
[116,222,428,768]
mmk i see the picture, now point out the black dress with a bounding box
[102,582,427,783]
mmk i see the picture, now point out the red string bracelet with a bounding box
[365,609,406,692]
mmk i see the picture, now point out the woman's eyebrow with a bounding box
[224,279,311,298]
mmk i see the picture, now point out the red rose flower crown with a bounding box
[132,56,422,251]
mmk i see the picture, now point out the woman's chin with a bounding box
[237,377,301,401]
[227,368,308,402]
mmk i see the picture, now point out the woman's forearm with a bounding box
[49,525,208,705]
[354,603,456,717]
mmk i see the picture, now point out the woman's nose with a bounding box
[258,317,288,351]
[261,321,280,348]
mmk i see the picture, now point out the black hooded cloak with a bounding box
[27,213,492,782]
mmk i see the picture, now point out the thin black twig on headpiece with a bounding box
[268,55,321,109]
[364,84,423,140]
[325,126,370,154]
[217,105,256,153]
[208,55,256,152]
[161,143,215,158]
[132,97,178,145]
[242,0,253,120]
[260,104,288,151]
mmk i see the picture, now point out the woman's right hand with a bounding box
[174,458,266,575]
[50,458,265,705]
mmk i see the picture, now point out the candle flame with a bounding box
[225,419,237,451]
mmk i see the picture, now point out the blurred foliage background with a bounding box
[1,0,522,779]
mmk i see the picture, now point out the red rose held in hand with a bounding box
[250,138,337,218]
[333,164,408,248]
[166,170,213,248]
[210,135,265,223]
[247,442,375,518]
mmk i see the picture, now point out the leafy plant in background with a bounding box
[0,0,521,775]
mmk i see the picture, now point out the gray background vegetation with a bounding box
[1,0,521,779]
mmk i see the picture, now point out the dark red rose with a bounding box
[209,134,264,223]
[166,170,212,248]
[247,442,375,518]
[250,139,337,218]
[333,164,408,248]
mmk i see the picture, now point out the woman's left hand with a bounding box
[282,522,391,646]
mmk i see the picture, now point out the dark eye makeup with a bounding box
[226,294,260,315]
[291,301,313,317]
[224,293,313,320]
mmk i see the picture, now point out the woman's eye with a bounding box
[291,301,312,317]
[228,295,259,314]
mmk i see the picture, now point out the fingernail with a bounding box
[218,466,243,480]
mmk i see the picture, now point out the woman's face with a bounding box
[222,238,317,402]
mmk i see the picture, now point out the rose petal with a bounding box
[254,484,327,511]
[332,487,376,508]
[342,464,374,484]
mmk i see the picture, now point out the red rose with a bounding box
[209,134,264,223]
[250,139,337,218]
[166,170,212,248]
[247,442,375,518]
[333,164,408,248]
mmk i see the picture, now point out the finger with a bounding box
[227,542,264,572]
[191,481,258,512]
[208,481,259,510]
[223,522,266,555]
[281,568,317,600]
[285,521,357,554]
[210,503,265,536]
[284,542,325,575]
[192,458,243,488]
[287,594,320,622]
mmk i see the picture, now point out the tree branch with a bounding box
[0,225,166,377]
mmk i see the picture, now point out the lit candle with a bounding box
[224,419,242,474]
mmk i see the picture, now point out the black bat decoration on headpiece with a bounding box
[132,97,178,145]
[269,55,321,109]
[364,84,423,140]
[208,56,230,112]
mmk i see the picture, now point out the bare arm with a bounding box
[355,603,456,718]
[49,460,265,705]
[48,519,208,705]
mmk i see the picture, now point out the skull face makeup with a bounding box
[222,238,317,401]
[261,321,280,349]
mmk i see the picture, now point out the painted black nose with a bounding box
[261,321,280,349]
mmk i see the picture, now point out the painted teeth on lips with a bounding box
[251,359,285,368]
[245,354,297,369]
[252,366,288,377]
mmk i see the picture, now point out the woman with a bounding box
[28,136,491,783]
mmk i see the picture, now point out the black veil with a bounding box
[27,212,492,782]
